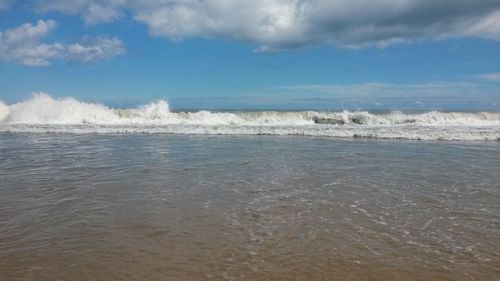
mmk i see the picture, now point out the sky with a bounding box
[0,0,500,110]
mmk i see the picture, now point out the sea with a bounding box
[0,94,499,280]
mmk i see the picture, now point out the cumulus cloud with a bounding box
[35,0,126,25]
[66,37,126,63]
[0,20,125,66]
[32,0,500,50]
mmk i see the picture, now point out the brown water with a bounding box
[0,133,499,280]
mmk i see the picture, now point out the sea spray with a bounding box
[4,93,118,125]
[1,94,499,140]
[0,100,9,122]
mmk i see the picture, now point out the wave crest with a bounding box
[0,100,9,122]
[1,94,499,140]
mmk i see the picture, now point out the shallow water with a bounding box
[0,133,499,280]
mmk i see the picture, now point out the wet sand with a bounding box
[1,133,499,280]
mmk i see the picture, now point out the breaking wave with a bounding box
[1,93,499,141]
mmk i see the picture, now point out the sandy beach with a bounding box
[1,133,499,280]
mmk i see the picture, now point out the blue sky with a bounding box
[1,0,499,110]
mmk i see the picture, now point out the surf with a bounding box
[1,93,499,141]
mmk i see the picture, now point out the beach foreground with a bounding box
[0,133,499,280]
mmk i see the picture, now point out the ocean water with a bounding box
[1,94,500,141]
[0,132,499,281]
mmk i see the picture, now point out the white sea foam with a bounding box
[1,93,499,140]
[0,100,9,122]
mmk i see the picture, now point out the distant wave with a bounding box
[1,93,499,141]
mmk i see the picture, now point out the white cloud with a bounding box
[33,0,500,50]
[271,81,500,109]
[0,0,9,10]
[277,82,481,98]
[0,20,61,66]
[0,20,125,66]
[35,0,126,25]
[66,37,125,63]
[475,73,500,82]
[1,19,57,43]
[461,10,500,40]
